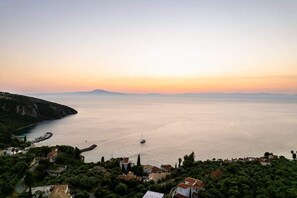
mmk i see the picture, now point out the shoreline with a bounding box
[13,114,77,136]
[13,123,39,135]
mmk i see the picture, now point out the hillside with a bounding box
[0,92,77,146]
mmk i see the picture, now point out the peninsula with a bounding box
[0,92,77,147]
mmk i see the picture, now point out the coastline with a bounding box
[13,123,38,135]
[13,113,78,136]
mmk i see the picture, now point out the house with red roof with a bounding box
[119,171,142,181]
[151,166,162,173]
[47,148,58,163]
[171,177,204,198]
[161,164,174,172]
[148,172,170,183]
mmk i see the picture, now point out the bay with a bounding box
[21,94,297,166]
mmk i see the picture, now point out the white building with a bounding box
[30,185,72,198]
[143,190,164,198]
[3,147,23,155]
[172,177,204,198]
[143,165,153,174]
[30,185,53,198]
[119,157,131,170]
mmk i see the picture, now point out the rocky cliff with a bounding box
[0,92,77,134]
[0,92,77,120]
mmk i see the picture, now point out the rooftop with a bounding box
[119,172,136,181]
[122,157,129,163]
[185,177,204,188]
[148,172,169,182]
[142,190,164,198]
[161,164,174,171]
[48,185,71,198]
[47,148,58,158]
[177,182,190,189]
[151,166,162,173]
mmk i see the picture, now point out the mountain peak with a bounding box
[89,89,123,95]
[91,89,112,93]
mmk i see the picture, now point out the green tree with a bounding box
[115,183,128,195]
[101,156,105,163]
[75,191,89,198]
[95,187,109,198]
[132,165,144,176]
[183,152,195,167]
[127,162,131,171]
[74,147,81,159]
[122,164,126,173]
[137,154,141,166]
[178,158,182,167]
[24,171,33,198]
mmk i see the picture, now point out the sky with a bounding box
[0,0,297,94]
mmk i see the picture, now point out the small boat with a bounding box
[140,139,146,144]
[140,133,146,144]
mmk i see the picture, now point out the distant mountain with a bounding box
[85,90,296,99]
[38,89,125,95]
[34,89,297,99]
[89,89,124,95]
[175,92,297,99]
[0,92,77,146]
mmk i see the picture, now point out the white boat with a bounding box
[140,133,146,144]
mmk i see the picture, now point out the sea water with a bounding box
[22,94,297,166]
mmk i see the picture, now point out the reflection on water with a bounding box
[23,95,297,166]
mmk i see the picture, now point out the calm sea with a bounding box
[21,94,297,166]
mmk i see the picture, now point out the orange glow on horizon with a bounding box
[2,73,296,94]
[95,75,297,94]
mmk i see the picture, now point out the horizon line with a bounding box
[15,89,297,96]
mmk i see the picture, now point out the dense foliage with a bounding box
[3,144,297,198]
[0,154,32,197]
[175,155,297,198]
[0,110,34,148]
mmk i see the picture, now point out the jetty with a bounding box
[80,144,97,153]
[30,132,53,144]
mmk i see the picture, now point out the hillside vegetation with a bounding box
[11,149,297,198]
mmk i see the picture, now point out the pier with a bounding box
[80,144,97,153]
[30,132,53,144]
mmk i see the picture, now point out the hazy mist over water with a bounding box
[22,94,297,166]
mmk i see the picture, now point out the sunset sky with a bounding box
[0,0,297,94]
